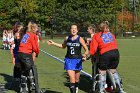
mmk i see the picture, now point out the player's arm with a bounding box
[90,36,98,56]
[37,32,44,42]
[47,36,67,49]
[80,37,89,60]
[31,34,40,56]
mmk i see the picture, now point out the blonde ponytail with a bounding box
[27,22,38,32]
[99,21,109,31]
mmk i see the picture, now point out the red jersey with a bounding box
[18,32,40,55]
[90,31,118,55]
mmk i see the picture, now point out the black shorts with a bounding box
[91,52,100,64]
[98,49,119,70]
[18,52,34,75]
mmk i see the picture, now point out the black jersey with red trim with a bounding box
[65,35,82,59]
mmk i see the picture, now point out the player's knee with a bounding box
[98,63,107,71]
[98,69,106,75]
[109,69,117,73]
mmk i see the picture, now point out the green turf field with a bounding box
[0,39,140,93]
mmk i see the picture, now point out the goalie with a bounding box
[90,21,126,93]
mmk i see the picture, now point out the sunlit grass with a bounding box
[0,38,140,93]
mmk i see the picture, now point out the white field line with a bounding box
[40,49,92,79]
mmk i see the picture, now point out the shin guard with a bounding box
[69,83,76,93]
[28,69,35,90]
[20,75,28,93]
[99,74,106,92]
[113,72,124,92]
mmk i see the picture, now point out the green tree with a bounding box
[0,0,15,28]
[1,0,138,36]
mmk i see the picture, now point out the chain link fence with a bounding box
[44,31,140,39]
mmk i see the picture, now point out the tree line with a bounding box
[0,0,140,37]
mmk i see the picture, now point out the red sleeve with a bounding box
[90,35,98,55]
[31,34,40,55]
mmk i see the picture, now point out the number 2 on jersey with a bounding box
[70,47,75,54]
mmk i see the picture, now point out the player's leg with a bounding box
[2,36,6,49]
[18,53,28,93]
[64,58,83,93]
[105,70,114,92]
[13,54,21,80]
[75,70,80,93]
[20,73,28,93]
[109,49,126,93]
[18,53,33,93]
[5,38,8,49]
[67,70,76,93]
[7,38,10,49]
[110,69,126,93]
[2,37,6,50]
[98,53,110,93]
[20,63,30,93]
[30,65,40,93]
[13,65,21,81]
[28,68,36,90]
[98,70,107,93]
[11,48,15,65]
[90,60,98,92]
